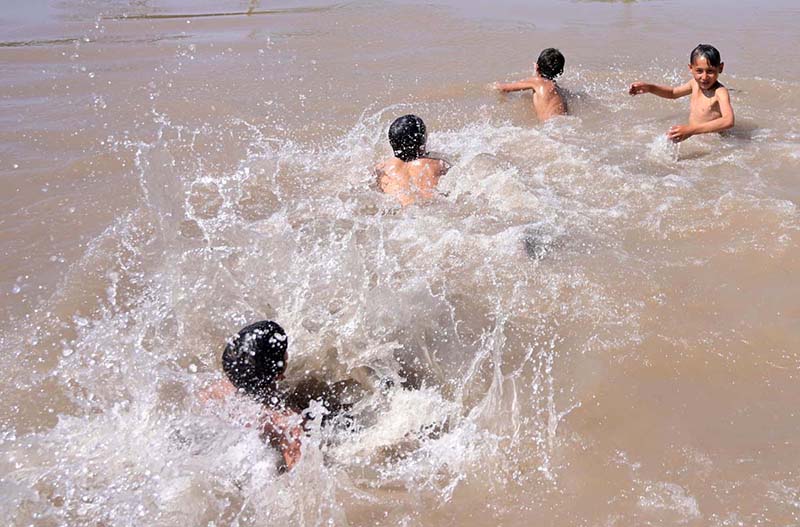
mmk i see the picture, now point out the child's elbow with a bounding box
[722,115,735,130]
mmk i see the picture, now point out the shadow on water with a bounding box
[723,121,760,141]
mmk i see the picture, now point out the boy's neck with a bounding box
[394,152,428,162]
[698,80,722,94]
[536,71,555,83]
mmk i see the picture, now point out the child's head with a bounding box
[536,48,565,80]
[389,114,427,162]
[222,320,288,402]
[689,44,724,89]
[690,44,722,68]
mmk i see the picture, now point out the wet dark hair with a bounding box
[389,114,426,162]
[690,44,722,68]
[222,320,288,402]
[536,48,565,80]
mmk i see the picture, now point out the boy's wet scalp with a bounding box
[691,44,722,67]
[389,114,427,162]
[222,320,288,402]
[537,48,565,80]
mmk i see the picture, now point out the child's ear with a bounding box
[718,62,724,73]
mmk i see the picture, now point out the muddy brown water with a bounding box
[1,1,799,525]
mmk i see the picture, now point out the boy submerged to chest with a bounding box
[629,44,734,142]
[493,48,568,122]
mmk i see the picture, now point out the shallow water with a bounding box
[2,1,800,525]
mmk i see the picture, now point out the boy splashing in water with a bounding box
[629,44,734,142]
[209,320,363,472]
[220,320,303,471]
[493,48,568,122]
[375,114,449,207]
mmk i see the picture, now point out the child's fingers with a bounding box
[667,127,685,142]
[632,83,649,95]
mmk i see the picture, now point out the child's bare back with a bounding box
[375,115,449,206]
[528,76,567,121]
[375,157,447,207]
[494,48,567,122]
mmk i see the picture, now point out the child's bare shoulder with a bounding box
[379,157,406,170]
[541,76,557,87]
[527,76,548,89]
[374,158,403,179]
[417,156,449,175]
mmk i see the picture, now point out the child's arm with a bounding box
[493,78,540,93]
[629,81,691,99]
[261,409,304,472]
[667,87,734,142]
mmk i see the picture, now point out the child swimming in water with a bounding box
[374,114,449,207]
[492,48,568,122]
[208,320,361,472]
[214,320,303,471]
[629,44,734,143]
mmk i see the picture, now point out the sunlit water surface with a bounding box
[1,1,799,525]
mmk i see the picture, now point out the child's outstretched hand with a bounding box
[628,82,650,95]
[667,125,693,143]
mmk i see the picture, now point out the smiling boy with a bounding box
[629,44,734,142]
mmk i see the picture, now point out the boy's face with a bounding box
[688,56,723,90]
